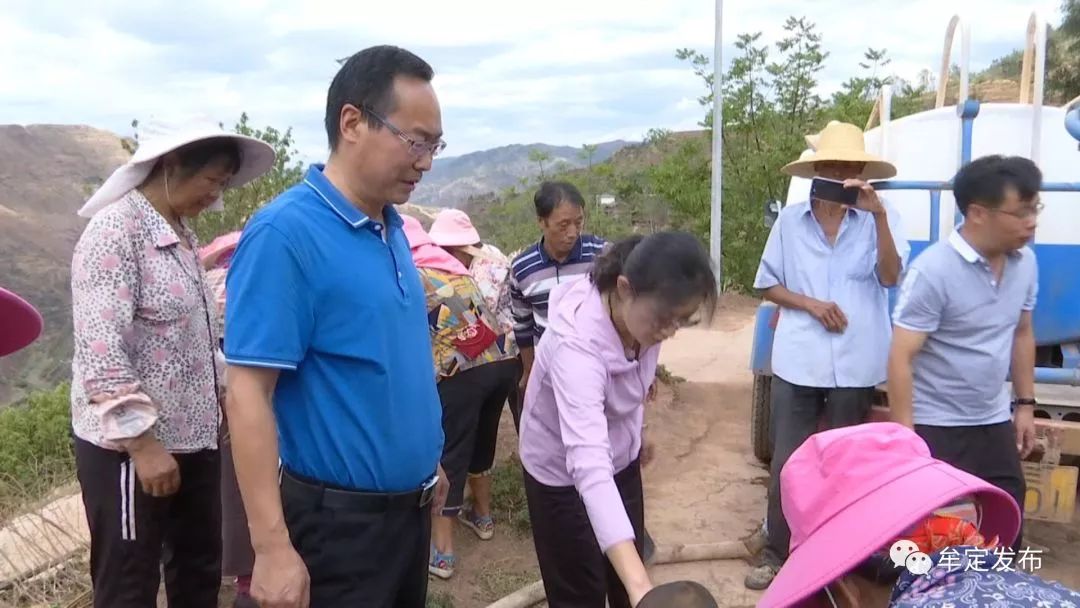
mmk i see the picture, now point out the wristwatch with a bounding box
[1012,398,1038,406]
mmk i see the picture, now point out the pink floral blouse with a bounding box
[70,190,222,453]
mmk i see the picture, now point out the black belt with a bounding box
[280,468,436,513]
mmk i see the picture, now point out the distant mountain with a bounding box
[0,125,131,405]
[411,140,633,206]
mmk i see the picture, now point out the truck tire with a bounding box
[751,374,773,464]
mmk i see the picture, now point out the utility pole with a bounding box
[710,0,724,289]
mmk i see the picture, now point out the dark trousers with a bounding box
[915,421,1027,550]
[281,469,432,607]
[74,437,222,608]
[764,376,873,566]
[508,354,525,434]
[437,358,519,514]
[524,459,645,608]
[219,424,254,577]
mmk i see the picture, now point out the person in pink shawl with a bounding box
[198,231,257,608]
[402,215,518,579]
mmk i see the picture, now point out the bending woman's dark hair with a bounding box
[151,137,243,181]
[589,231,718,318]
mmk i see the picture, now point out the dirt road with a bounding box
[640,295,768,607]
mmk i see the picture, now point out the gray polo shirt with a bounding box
[892,229,1038,426]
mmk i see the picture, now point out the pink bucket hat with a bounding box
[429,209,481,248]
[198,230,241,270]
[758,422,1021,608]
[0,286,44,357]
[402,214,434,248]
[401,214,469,275]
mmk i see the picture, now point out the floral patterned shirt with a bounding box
[418,268,516,379]
[469,243,517,355]
[70,190,222,453]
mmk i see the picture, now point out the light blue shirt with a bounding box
[892,229,1038,426]
[754,200,909,388]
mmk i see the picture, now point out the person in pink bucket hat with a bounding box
[0,286,44,357]
[400,214,519,579]
[428,209,521,412]
[757,422,1080,608]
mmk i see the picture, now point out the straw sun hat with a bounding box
[77,117,276,218]
[781,121,897,181]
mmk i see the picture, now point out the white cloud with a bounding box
[0,0,1063,164]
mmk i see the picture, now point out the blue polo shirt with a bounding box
[224,164,443,492]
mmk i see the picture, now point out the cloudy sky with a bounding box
[0,0,1062,162]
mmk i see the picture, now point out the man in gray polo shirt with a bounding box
[889,154,1041,548]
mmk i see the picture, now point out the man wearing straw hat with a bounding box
[746,121,910,590]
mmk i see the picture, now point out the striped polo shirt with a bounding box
[509,234,607,348]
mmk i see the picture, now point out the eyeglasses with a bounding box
[978,202,1044,220]
[362,106,447,159]
[650,305,701,331]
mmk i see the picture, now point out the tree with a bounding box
[579,143,598,173]
[675,49,716,128]
[578,143,600,203]
[528,148,552,180]
[671,16,831,291]
[1048,0,1080,101]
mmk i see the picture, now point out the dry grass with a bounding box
[489,454,531,534]
[0,549,90,608]
[425,590,456,608]
[474,558,536,604]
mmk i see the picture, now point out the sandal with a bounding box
[458,508,495,541]
[429,546,456,579]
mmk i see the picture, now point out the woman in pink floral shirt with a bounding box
[70,122,273,608]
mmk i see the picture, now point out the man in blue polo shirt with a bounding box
[224,46,448,608]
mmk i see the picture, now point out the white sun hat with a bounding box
[77,116,277,218]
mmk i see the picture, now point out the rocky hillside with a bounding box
[411,140,632,206]
[0,125,131,405]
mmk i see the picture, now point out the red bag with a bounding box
[452,320,498,360]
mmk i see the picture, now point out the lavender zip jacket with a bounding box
[519,277,660,552]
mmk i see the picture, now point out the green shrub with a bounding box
[0,383,75,518]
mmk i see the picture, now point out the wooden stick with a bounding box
[485,580,546,608]
[653,540,751,564]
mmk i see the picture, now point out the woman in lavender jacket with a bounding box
[518,231,717,608]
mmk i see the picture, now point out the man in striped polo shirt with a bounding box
[509,181,606,406]
[509,179,669,565]
[510,180,660,564]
